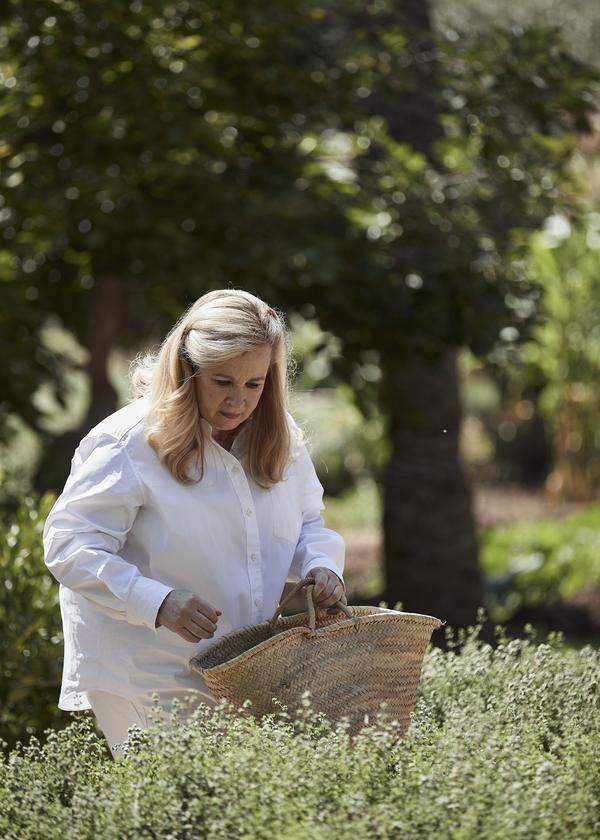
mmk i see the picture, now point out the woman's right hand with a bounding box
[155,590,222,642]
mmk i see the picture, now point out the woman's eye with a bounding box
[215,381,260,388]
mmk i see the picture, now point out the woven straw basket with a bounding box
[190,576,444,739]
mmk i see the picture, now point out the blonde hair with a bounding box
[129,289,297,489]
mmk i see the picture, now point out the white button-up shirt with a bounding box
[42,394,345,711]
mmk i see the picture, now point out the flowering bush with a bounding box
[1,622,597,839]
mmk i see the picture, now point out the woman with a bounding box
[43,289,347,760]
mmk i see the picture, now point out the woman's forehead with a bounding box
[216,347,271,376]
[206,347,272,378]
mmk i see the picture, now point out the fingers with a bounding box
[185,616,216,640]
[181,602,220,641]
[193,611,219,635]
[192,599,220,624]
[309,570,346,608]
[187,598,220,631]
[179,627,203,643]
[179,615,219,642]
[160,591,223,642]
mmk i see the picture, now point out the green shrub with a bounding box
[0,492,70,754]
[0,622,598,839]
[290,386,389,498]
[481,504,600,621]
[322,478,382,532]
[517,215,600,500]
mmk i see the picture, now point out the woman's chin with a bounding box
[217,412,243,424]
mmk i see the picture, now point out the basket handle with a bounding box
[269,575,358,632]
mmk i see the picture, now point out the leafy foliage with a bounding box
[0,624,598,838]
[0,492,68,753]
[0,3,597,442]
[0,0,360,442]
[481,504,600,620]
[434,0,600,68]
[515,215,600,498]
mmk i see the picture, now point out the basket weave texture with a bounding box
[190,577,444,738]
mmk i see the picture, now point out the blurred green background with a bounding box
[1,0,599,752]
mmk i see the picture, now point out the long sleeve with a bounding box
[43,432,174,630]
[288,442,345,585]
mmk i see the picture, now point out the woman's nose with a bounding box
[224,391,244,408]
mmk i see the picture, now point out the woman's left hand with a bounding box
[305,567,347,609]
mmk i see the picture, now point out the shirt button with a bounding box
[251,553,258,561]
[246,508,253,516]
[232,466,239,474]
[254,598,260,607]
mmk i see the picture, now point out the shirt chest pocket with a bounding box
[269,477,303,547]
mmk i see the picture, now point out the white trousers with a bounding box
[87,688,216,761]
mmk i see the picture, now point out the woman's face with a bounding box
[194,344,273,432]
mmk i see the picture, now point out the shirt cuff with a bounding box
[126,576,175,630]
[301,558,345,586]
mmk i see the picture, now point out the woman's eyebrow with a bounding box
[213,374,266,381]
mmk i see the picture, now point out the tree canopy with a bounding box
[1,2,596,441]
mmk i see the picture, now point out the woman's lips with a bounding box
[221,411,241,418]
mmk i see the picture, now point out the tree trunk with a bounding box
[353,1,485,630]
[81,275,122,431]
[380,348,484,630]
[33,275,122,494]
